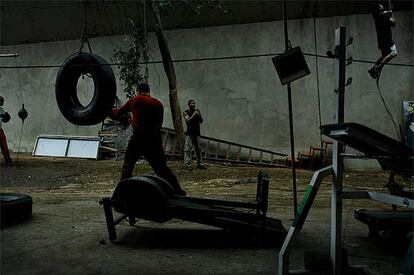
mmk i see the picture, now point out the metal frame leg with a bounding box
[101,197,117,241]
[278,166,333,274]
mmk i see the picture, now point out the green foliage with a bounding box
[112,1,226,99]
[112,19,146,99]
[156,0,227,15]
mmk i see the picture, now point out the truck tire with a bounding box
[55,52,116,125]
[0,193,32,227]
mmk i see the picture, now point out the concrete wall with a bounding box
[1,11,412,169]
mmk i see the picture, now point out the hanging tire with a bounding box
[0,193,32,227]
[55,52,116,125]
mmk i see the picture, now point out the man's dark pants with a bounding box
[121,134,183,193]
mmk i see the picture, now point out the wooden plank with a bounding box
[99,145,117,152]
[99,133,118,137]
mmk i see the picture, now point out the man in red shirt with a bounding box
[111,83,186,196]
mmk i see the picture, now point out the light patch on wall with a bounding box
[76,74,95,107]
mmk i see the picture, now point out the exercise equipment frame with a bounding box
[278,27,413,275]
[101,172,286,242]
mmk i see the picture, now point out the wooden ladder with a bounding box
[98,98,120,160]
[160,127,288,168]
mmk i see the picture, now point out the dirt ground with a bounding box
[0,154,412,275]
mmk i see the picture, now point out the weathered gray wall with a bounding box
[0,11,412,169]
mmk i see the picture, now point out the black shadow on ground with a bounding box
[111,225,285,249]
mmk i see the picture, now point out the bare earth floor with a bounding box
[0,155,412,275]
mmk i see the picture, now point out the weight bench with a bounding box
[320,122,414,176]
[354,209,413,238]
[320,122,414,238]
[100,172,286,241]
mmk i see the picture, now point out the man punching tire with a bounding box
[110,83,186,196]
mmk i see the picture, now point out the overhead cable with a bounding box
[0,52,413,69]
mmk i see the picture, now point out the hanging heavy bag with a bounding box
[18,104,28,121]
[55,52,116,125]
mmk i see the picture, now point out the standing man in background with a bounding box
[0,96,13,165]
[183,99,206,171]
[368,3,397,79]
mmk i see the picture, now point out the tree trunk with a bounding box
[150,2,185,156]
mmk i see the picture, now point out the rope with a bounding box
[376,73,401,141]
[313,1,323,146]
[1,52,412,69]
[84,0,87,27]
[79,0,92,53]
[14,56,25,164]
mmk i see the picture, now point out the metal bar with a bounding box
[65,139,71,157]
[35,134,100,140]
[367,192,414,208]
[281,0,298,218]
[259,151,263,163]
[173,196,257,210]
[237,147,241,161]
[279,227,301,275]
[342,191,369,199]
[340,153,412,160]
[101,198,117,241]
[0,53,18,58]
[278,166,334,275]
[113,214,128,225]
[331,26,346,275]
[248,149,252,162]
[32,135,40,156]
[226,144,231,160]
[287,89,298,217]
[171,210,284,236]
[203,157,288,168]
[342,191,414,208]
[169,205,265,221]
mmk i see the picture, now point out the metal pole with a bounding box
[282,0,298,216]
[0,53,18,58]
[331,26,346,275]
